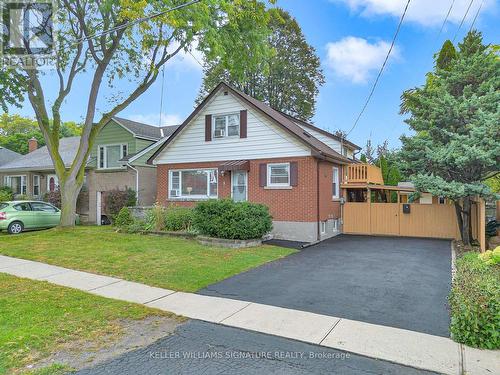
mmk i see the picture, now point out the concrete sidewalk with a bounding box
[1,255,498,375]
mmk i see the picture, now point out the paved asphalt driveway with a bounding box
[199,235,452,337]
[77,321,436,375]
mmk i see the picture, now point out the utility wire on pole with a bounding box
[453,0,474,42]
[438,0,456,39]
[74,0,202,45]
[159,66,165,127]
[344,0,411,142]
[469,0,484,32]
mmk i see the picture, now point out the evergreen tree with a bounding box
[197,8,324,121]
[399,32,500,245]
[435,40,457,70]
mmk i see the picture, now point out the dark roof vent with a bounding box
[223,91,228,95]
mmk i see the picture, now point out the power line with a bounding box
[345,0,411,137]
[453,0,474,42]
[187,49,205,70]
[438,0,456,38]
[74,0,202,45]
[158,66,165,127]
[469,0,484,32]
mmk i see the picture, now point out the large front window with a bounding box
[98,144,127,169]
[267,163,290,187]
[3,175,27,195]
[213,113,240,139]
[169,169,218,199]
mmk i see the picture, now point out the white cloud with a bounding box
[167,38,204,72]
[334,0,495,27]
[129,112,182,127]
[142,38,204,72]
[325,36,399,83]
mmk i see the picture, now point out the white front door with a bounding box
[232,171,248,202]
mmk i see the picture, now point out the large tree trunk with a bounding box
[462,197,472,246]
[454,201,465,242]
[59,177,83,227]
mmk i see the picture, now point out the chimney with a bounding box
[28,137,38,153]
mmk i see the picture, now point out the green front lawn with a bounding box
[0,273,169,374]
[0,226,295,292]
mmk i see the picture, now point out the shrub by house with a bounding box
[193,199,272,240]
[449,252,500,349]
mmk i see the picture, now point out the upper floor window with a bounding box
[332,167,340,198]
[267,163,290,187]
[98,144,127,169]
[169,169,218,199]
[213,113,240,139]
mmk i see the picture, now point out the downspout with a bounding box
[316,159,321,241]
[127,163,139,204]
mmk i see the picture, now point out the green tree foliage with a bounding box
[377,153,402,186]
[0,69,25,112]
[197,8,324,121]
[7,0,274,226]
[435,40,457,70]
[485,174,500,193]
[0,114,81,154]
[399,32,500,245]
[361,139,402,186]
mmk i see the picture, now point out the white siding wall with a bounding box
[294,124,342,153]
[294,124,356,159]
[154,91,311,164]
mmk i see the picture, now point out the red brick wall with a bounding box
[156,156,342,222]
[318,161,342,221]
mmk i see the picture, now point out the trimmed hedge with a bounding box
[449,252,500,349]
[164,206,194,231]
[193,199,272,240]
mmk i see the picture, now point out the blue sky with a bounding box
[8,0,499,150]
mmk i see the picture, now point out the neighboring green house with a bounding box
[87,117,178,224]
[0,117,179,224]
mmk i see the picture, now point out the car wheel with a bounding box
[8,221,24,235]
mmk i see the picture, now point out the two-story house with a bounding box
[0,118,178,224]
[148,82,361,242]
[86,117,178,224]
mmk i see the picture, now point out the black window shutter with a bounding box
[290,162,298,186]
[240,110,247,138]
[205,114,212,142]
[259,164,267,187]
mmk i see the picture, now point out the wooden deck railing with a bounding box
[343,164,384,185]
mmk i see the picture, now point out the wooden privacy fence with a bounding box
[343,199,486,250]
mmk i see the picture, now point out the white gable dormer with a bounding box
[153,89,311,164]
